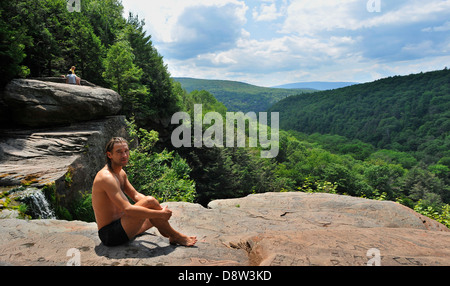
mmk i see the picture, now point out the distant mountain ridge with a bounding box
[172,77,315,112]
[273,81,359,90]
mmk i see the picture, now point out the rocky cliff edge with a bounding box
[1,192,449,266]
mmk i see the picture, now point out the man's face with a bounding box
[107,142,130,167]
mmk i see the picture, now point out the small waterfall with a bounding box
[27,189,56,219]
[12,187,56,219]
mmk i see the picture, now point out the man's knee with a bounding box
[144,196,160,209]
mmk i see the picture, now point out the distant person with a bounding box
[70,66,81,85]
[66,70,77,85]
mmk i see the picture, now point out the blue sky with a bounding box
[121,0,450,87]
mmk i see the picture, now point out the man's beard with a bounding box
[112,158,128,167]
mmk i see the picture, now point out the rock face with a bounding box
[0,192,449,266]
[0,116,128,207]
[2,79,122,127]
[0,78,127,209]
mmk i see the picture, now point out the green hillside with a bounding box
[173,77,315,113]
[269,69,450,165]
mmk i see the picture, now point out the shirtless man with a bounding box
[92,137,197,247]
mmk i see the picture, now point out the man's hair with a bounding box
[105,137,128,169]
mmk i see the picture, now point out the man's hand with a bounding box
[160,206,172,220]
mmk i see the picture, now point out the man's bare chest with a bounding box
[113,173,125,191]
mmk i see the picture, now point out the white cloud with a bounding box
[280,0,450,35]
[166,34,363,86]
[160,3,248,59]
[122,0,247,43]
[361,0,450,29]
[252,3,283,22]
[122,0,450,86]
[422,21,450,32]
[281,0,360,36]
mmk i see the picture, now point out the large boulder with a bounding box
[209,192,450,266]
[0,116,128,208]
[2,79,122,127]
[0,192,449,266]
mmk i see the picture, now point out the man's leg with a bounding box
[121,196,197,246]
[119,197,153,240]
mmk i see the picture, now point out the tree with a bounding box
[0,1,30,86]
[66,13,106,85]
[368,149,417,169]
[126,120,196,203]
[0,0,121,83]
[364,161,405,199]
[103,40,142,94]
[403,167,447,204]
[82,0,125,47]
[124,14,180,120]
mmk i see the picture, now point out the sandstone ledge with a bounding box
[2,79,122,128]
[0,192,449,266]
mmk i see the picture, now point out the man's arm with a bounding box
[122,171,146,203]
[100,173,170,220]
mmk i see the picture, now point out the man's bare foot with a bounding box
[169,234,197,247]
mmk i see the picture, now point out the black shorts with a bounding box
[98,219,129,247]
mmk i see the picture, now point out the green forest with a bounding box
[1,0,449,227]
[270,69,450,165]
